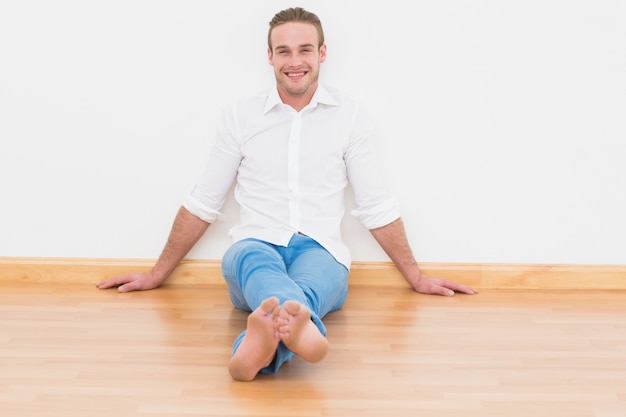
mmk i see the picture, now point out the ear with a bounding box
[267,47,274,66]
[319,44,327,63]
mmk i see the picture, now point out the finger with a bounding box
[416,280,454,296]
[118,280,142,293]
[96,275,133,289]
[432,285,455,297]
[439,280,478,295]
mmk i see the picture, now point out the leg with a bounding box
[222,239,303,312]
[228,296,281,381]
[276,234,349,362]
[221,239,305,378]
[284,234,350,320]
[221,236,348,377]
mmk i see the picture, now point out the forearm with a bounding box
[150,206,210,284]
[369,217,424,288]
[370,218,478,296]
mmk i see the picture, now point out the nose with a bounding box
[286,54,302,67]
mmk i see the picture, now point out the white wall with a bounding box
[1,0,624,265]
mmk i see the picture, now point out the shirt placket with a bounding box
[287,112,302,231]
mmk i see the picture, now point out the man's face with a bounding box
[268,22,327,103]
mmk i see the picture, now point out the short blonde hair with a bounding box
[268,7,325,51]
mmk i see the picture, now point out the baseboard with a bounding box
[1,257,625,290]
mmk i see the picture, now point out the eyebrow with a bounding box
[274,43,316,51]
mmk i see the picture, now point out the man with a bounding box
[97,7,477,382]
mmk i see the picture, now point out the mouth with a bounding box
[284,70,308,79]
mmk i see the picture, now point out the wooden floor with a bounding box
[1,280,625,417]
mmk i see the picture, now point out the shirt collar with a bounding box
[264,84,339,114]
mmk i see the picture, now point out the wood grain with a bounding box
[2,257,626,289]
[1,280,625,417]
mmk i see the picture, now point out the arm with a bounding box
[369,218,477,296]
[96,206,210,292]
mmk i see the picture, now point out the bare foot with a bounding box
[228,296,281,381]
[276,300,329,363]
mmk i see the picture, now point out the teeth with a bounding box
[288,72,304,77]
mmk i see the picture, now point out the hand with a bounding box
[96,271,162,293]
[411,274,478,297]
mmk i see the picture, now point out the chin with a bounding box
[279,81,309,96]
[286,86,309,96]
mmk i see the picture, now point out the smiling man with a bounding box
[97,7,477,382]
[269,17,326,109]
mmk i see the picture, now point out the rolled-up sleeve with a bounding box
[182,106,241,223]
[345,104,401,229]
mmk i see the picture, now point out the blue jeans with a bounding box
[221,234,349,375]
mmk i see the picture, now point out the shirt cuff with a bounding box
[182,193,222,224]
[350,198,401,229]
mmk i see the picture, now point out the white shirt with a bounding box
[183,84,400,269]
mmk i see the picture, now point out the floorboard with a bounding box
[1,281,625,417]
